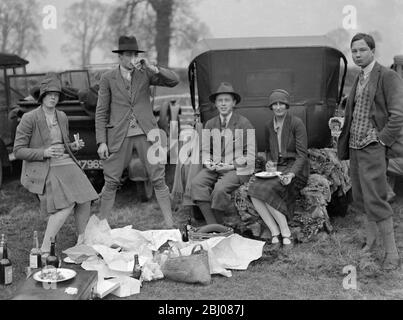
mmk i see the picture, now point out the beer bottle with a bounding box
[0,238,13,285]
[0,234,5,259]
[181,224,189,242]
[46,237,59,268]
[29,231,42,269]
[131,254,141,280]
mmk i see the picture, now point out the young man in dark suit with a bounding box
[190,82,255,224]
[95,36,179,228]
[338,33,403,270]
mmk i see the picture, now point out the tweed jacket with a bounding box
[201,112,256,175]
[95,66,179,153]
[265,113,309,181]
[338,62,403,160]
[13,107,78,194]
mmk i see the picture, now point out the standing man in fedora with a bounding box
[95,35,179,228]
[191,82,255,224]
[338,33,403,270]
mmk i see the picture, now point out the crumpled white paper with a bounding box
[141,260,164,282]
[65,214,265,297]
[62,244,98,263]
[109,276,141,298]
[83,215,114,247]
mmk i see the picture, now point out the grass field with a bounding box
[1,166,403,300]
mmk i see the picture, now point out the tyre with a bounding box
[136,180,154,202]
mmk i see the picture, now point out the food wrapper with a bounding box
[62,244,98,263]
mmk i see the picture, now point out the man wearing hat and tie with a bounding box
[95,35,179,228]
[190,82,255,224]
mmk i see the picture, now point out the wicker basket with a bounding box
[188,225,234,241]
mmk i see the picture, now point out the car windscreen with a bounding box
[196,47,341,109]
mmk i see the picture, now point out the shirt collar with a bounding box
[120,65,132,80]
[362,60,376,78]
[220,112,232,125]
[273,116,285,132]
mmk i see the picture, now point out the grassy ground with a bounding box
[1,166,403,300]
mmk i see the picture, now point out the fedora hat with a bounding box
[112,36,145,53]
[209,82,241,104]
[268,89,290,109]
[37,75,64,103]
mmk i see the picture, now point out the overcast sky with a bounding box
[28,0,403,72]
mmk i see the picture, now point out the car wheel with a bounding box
[136,180,154,202]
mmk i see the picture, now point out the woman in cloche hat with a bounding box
[13,75,98,254]
[247,89,309,250]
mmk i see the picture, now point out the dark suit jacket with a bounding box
[338,62,403,160]
[265,112,309,181]
[13,107,78,194]
[201,112,256,176]
[95,66,179,153]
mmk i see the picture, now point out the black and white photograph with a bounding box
[1,0,403,307]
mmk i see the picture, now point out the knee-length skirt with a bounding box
[43,157,99,214]
[247,161,301,220]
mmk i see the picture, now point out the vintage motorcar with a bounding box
[188,35,348,151]
[185,35,348,220]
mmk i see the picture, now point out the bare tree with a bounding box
[0,0,45,58]
[62,0,110,67]
[105,0,210,66]
[148,0,174,66]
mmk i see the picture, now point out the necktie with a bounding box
[221,116,227,130]
[359,70,365,86]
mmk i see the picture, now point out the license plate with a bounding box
[77,159,103,170]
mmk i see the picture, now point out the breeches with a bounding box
[102,135,167,199]
[349,143,393,222]
[190,168,247,211]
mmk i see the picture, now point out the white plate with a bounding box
[33,268,77,283]
[255,171,282,178]
[63,257,77,264]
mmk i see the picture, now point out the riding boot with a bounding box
[362,217,378,253]
[155,186,175,228]
[197,201,217,225]
[377,216,400,270]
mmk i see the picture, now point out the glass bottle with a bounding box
[0,234,5,258]
[181,224,189,242]
[0,238,13,285]
[46,237,59,268]
[29,231,42,269]
[131,254,141,280]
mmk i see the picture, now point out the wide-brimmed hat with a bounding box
[37,76,64,103]
[112,36,145,53]
[268,89,290,109]
[209,82,241,104]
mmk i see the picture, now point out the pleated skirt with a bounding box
[43,157,99,214]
